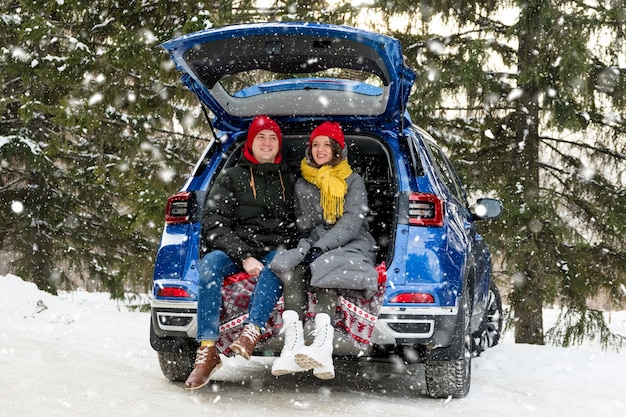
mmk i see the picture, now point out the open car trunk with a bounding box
[185,132,396,357]
[202,132,397,268]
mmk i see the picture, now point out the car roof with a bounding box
[161,22,416,131]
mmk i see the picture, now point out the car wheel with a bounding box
[157,341,197,382]
[424,285,472,398]
[473,280,503,354]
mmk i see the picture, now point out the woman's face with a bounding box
[251,129,280,163]
[310,136,334,166]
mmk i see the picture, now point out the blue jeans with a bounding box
[196,250,283,341]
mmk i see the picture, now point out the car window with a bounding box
[440,151,470,206]
[404,129,425,180]
[426,142,468,205]
[220,69,384,95]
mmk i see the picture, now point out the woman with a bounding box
[270,121,379,379]
[184,115,296,390]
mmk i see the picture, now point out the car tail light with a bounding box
[165,192,191,224]
[157,287,191,298]
[390,292,435,303]
[408,193,444,227]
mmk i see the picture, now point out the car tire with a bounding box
[473,279,503,354]
[424,285,472,398]
[157,341,197,382]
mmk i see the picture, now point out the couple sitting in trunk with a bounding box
[185,116,380,390]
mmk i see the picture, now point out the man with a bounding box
[185,115,295,389]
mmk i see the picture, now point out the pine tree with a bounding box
[0,1,209,296]
[6,0,622,348]
[0,1,352,296]
[365,0,626,346]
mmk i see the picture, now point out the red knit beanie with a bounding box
[244,115,283,163]
[309,121,345,149]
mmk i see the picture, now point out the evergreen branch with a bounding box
[538,160,573,184]
[540,135,626,160]
[546,307,624,351]
[0,177,24,193]
[95,116,212,142]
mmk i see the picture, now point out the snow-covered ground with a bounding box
[1,273,625,417]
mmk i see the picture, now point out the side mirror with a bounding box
[473,198,503,220]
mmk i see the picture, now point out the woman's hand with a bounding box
[302,247,323,265]
[242,256,264,276]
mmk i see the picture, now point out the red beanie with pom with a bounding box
[309,121,345,149]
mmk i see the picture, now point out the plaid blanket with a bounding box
[215,264,387,355]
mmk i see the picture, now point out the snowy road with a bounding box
[2,274,625,417]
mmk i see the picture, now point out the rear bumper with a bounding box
[151,299,198,339]
[371,305,459,347]
[151,298,459,349]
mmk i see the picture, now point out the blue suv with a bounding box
[150,22,503,398]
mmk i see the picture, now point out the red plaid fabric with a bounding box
[216,264,387,355]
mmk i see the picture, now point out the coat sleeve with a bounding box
[310,174,369,252]
[201,170,252,263]
[294,178,318,236]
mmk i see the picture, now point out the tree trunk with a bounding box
[514,268,545,345]
[511,0,545,344]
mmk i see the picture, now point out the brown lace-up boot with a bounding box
[230,323,261,360]
[184,344,222,390]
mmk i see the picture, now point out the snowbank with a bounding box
[1,274,625,417]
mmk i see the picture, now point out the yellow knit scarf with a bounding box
[300,158,353,224]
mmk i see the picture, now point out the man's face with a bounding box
[251,129,280,163]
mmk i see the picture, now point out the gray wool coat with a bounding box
[271,172,379,294]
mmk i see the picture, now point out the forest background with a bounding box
[1,0,625,347]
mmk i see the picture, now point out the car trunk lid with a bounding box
[161,22,416,131]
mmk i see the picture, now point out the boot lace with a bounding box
[282,321,299,350]
[195,346,210,365]
[240,324,260,343]
[311,323,331,347]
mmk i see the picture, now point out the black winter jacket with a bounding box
[201,154,297,265]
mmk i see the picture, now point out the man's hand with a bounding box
[242,256,264,276]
